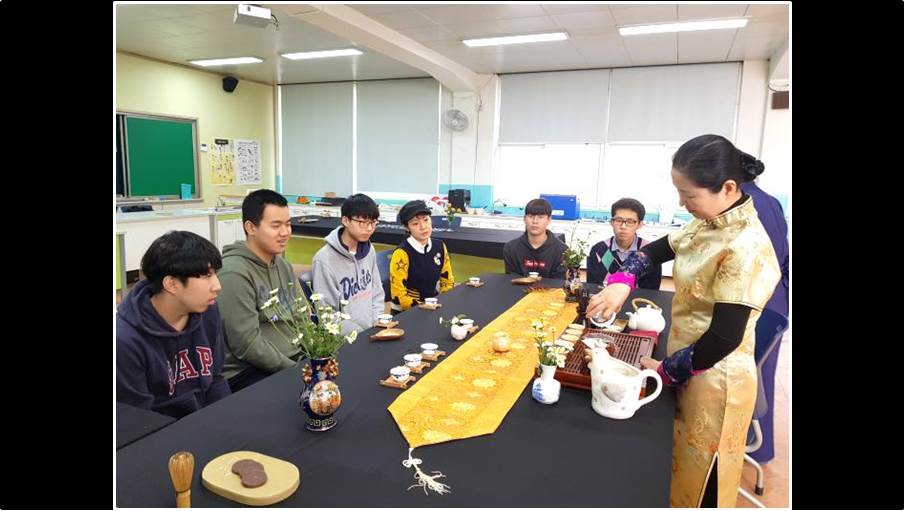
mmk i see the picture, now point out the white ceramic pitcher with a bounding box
[584,338,662,419]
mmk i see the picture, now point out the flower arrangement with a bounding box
[531,318,569,368]
[260,283,357,360]
[438,314,468,327]
[561,226,589,269]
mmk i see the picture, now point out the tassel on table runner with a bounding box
[402,448,451,495]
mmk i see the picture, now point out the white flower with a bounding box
[340,313,351,320]
[262,296,279,308]
[340,299,349,306]
[345,331,357,344]
[309,293,323,302]
[326,323,340,335]
[439,316,444,324]
[269,288,279,296]
[297,305,308,314]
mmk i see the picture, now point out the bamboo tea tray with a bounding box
[379,375,416,389]
[373,320,399,329]
[417,302,443,310]
[421,350,447,362]
[408,361,431,374]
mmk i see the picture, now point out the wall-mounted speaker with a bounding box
[223,76,239,93]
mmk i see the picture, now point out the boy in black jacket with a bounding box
[503,198,567,278]
[116,231,231,419]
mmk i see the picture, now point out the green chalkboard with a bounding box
[123,115,198,197]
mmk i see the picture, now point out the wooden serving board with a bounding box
[201,451,299,506]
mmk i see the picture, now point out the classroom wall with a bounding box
[115,52,276,205]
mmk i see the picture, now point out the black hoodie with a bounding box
[502,230,567,278]
[117,280,231,419]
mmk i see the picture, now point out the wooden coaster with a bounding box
[421,350,447,361]
[408,361,431,374]
[373,320,399,329]
[417,303,443,310]
[467,325,480,334]
[465,281,485,288]
[379,375,416,389]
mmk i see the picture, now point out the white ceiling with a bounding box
[115,3,789,84]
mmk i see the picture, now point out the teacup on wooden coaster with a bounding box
[373,320,399,329]
[465,281,485,288]
[421,350,447,361]
[417,303,443,310]
[379,375,416,389]
[408,361,431,374]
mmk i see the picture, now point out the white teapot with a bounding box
[626,298,666,334]
[583,338,662,419]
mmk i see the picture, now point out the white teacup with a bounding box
[424,297,438,306]
[377,313,393,325]
[404,353,423,368]
[420,343,438,355]
[469,277,481,285]
[390,366,411,382]
[528,272,540,279]
[459,318,474,327]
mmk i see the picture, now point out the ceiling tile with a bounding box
[678,4,749,20]
[678,30,737,63]
[610,5,678,25]
[550,11,617,35]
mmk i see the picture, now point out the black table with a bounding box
[292,216,564,259]
[116,402,178,450]
[116,274,676,507]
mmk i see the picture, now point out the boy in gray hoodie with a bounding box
[311,193,385,334]
[217,190,304,392]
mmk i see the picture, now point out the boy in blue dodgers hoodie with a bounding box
[218,190,304,392]
[117,231,231,419]
[311,193,385,334]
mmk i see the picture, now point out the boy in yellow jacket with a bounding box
[389,200,454,312]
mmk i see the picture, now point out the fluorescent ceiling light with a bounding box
[462,32,568,47]
[619,18,748,36]
[281,48,363,60]
[189,56,263,66]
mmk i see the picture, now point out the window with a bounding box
[495,144,602,207]
[597,143,682,214]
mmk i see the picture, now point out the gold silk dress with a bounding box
[666,197,781,507]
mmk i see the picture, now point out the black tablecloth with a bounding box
[116,402,177,450]
[116,274,676,507]
[292,216,562,259]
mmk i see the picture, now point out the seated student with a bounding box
[586,198,662,290]
[217,189,304,392]
[117,231,231,419]
[389,200,454,312]
[503,198,568,279]
[311,193,385,333]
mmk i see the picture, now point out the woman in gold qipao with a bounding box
[586,134,781,507]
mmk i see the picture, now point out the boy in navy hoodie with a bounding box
[117,231,231,419]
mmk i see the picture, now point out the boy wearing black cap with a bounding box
[389,200,454,311]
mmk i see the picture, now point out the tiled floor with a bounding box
[736,334,789,508]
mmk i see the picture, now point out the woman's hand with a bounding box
[639,356,661,371]
[585,283,631,322]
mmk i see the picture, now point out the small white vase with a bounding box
[531,364,561,404]
[450,324,469,341]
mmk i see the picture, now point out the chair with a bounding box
[738,308,789,507]
[376,248,394,300]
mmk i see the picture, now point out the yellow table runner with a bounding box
[388,289,578,448]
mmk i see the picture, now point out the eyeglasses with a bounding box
[351,218,378,229]
[610,217,639,227]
